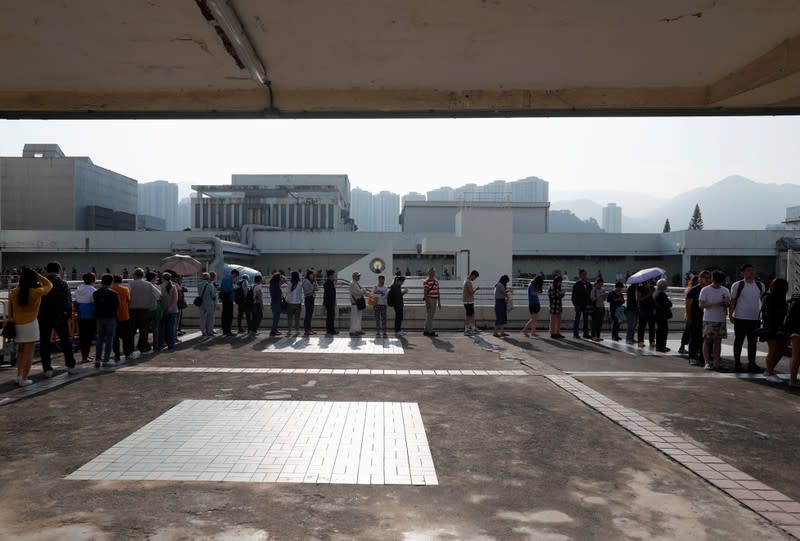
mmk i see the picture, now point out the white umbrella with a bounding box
[625,267,666,285]
[161,254,203,276]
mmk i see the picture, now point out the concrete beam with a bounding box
[708,34,800,107]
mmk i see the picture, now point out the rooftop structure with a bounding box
[191,174,354,235]
[0,144,137,231]
[400,200,549,234]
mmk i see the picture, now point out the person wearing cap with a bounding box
[349,272,366,336]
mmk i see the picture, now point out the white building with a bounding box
[374,191,401,232]
[402,192,426,206]
[192,174,354,235]
[602,203,623,233]
[427,187,455,201]
[350,187,375,231]
[510,176,549,203]
[138,180,179,230]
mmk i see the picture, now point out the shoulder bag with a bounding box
[2,321,16,340]
[193,284,207,307]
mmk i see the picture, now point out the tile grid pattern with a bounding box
[564,371,794,380]
[545,375,800,539]
[263,337,404,354]
[118,366,529,376]
[596,338,765,358]
[67,400,438,485]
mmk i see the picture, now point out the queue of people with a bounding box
[5,261,799,388]
[2,263,192,385]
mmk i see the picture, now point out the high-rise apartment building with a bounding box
[350,187,375,232]
[427,187,455,201]
[374,191,401,232]
[138,180,179,230]
[602,203,623,233]
[510,176,549,203]
[402,192,426,206]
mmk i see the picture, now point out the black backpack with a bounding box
[245,287,255,307]
[234,283,245,304]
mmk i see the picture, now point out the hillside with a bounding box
[551,175,800,232]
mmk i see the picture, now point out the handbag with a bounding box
[280,298,288,313]
[193,284,207,307]
[2,321,16,340]
[355,297,367,311]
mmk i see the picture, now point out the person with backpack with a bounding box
[323,270,338,335]
[302,270,319,336]
[571,270,592,339]
[729,263,765,373]
[92,273,120,368]
[220,269,237,336]
[389,275,409,336]
[636,280,656,348]
[235,274,252,334]
[653,279,673,352]
[38,261,81,376]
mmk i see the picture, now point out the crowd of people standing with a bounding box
[5,261,800,388]
[4,262,188,386]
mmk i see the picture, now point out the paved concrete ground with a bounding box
[0,328,798,540]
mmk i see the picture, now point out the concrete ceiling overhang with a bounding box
[2,0,800,118]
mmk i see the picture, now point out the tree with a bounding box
[663,219,671,233]
[689,204,704,230]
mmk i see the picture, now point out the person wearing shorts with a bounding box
[699,270,730,370]
[463,270,480,335]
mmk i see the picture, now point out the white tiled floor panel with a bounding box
[262,336,405,354]
[118,366,527,376]
[67,400,438,485]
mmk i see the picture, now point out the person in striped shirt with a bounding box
[423,268,441,337]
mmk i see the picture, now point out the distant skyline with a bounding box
[1,117,799,200]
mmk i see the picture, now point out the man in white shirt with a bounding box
[729,263,764,373]
[699,270,731,371]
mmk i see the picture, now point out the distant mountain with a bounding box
[550,199,656,233]
[549,209,604,233]
[552,175,800,232]
[655,175,800,231]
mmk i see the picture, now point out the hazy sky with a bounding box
[1,116,798,200]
